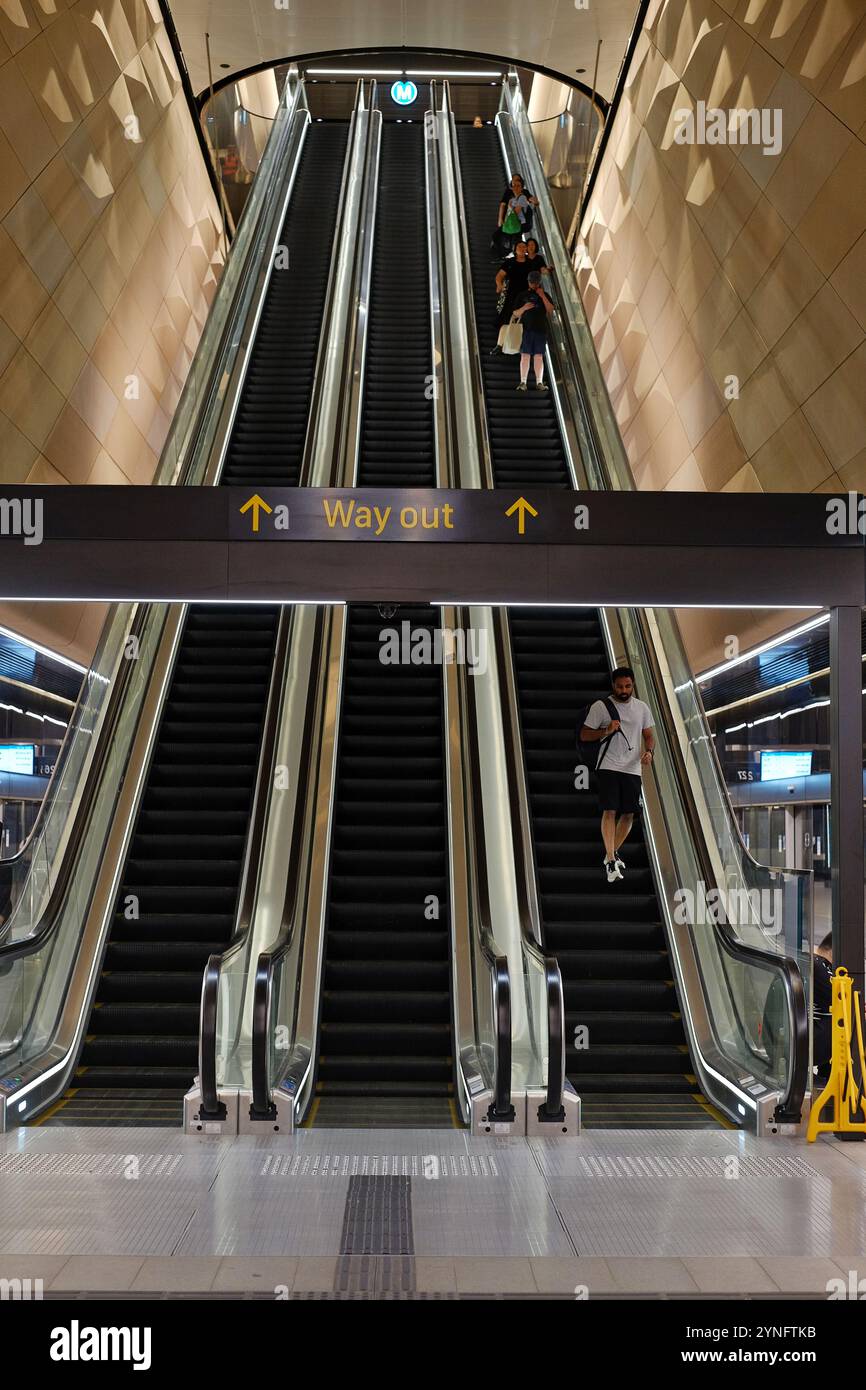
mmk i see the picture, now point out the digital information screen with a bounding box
[760,749,813,781]
[0,743,35,776]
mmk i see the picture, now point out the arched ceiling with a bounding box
[167,0,642,102]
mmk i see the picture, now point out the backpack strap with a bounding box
[596,696,630,770]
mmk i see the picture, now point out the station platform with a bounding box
[2,1124,864,1300]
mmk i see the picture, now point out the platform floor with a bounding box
[1,1124,865,1298]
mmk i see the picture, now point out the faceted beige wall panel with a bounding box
[578,0,866,499]
[0,0,224,663]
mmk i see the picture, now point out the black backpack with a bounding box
[576,696,625,771]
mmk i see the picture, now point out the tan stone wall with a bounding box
[0,0,224,664]
[577,0,866,498]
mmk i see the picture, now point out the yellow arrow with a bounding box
[239,493,273,533]
[505,496,539,536]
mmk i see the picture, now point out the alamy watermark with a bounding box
[826,492,866,535]
[672,101,782,157]
[673,881,782,933]
[1,1277,43,1300]
[0,497,42,546]
[50,1322,151,1370]
[378,620,488,675]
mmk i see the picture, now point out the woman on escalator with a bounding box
[524,238,553,292]
[491,241,532,354]
[496,173,539,251]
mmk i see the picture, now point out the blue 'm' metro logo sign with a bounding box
[390,79,418,106]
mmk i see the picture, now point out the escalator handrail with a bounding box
[458,607,513,1119]
[497,82,810,1120]
[441,85,563,1119]
[490,611,566,1119]
[440,84,497,494]
[633,617,810,1121]
[197,607,294,1116]
[426,84,457,489]
[301,81,369,489]
[0,605,152,963]
[250,607,327,1116]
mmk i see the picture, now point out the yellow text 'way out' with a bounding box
[322,499,456,536]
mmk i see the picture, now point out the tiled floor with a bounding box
[1,1124,865,1297]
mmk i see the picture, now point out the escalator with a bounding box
[357,123,434,484]
[456,126,571,486]
[224,122,349,485]
[457,125,717,1129]
[37,122,349,1128]
[313,123,456,1129]
[507,609,716,1128]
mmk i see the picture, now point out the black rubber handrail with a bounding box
[250,606,327,1119]
[636,620,810,1124]
[545,956,566,1118]
[459,607,514,1122]
[297,81,368,490]
[198,954,222,1118]
[490,611,566,1122]
[196,607,294,1119]
[0,605,152,964]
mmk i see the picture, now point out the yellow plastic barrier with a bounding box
[807,967,866,1141]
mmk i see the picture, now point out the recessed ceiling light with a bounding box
[405,70,502,77]
[306,68,403,75]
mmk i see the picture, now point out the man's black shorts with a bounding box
[596,770,643,815]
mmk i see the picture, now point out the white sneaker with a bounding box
[615,855,625,873]
[604,859,623,884]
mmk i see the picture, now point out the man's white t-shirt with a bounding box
[585,695,654,776]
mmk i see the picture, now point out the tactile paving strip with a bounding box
[258,1152,500,1179]
[571,1153,819,1179]
[0,1153,184,1178]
